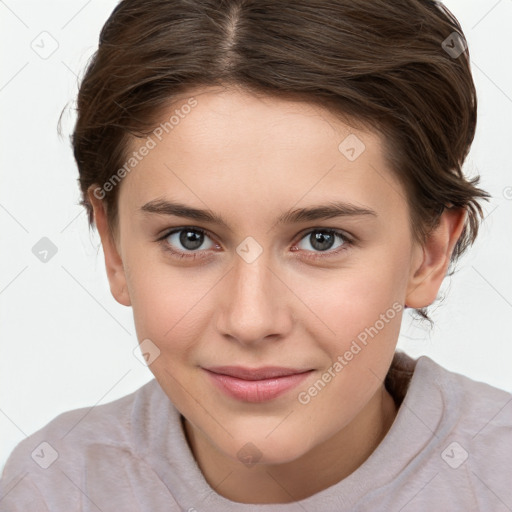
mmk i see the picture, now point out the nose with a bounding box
[215,250,293,347]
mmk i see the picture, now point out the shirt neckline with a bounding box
[131,352,447,510]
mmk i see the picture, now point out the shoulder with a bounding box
[429,356,512,464]
[409,355,512,509]
[388,351,512,463]
[3,378,159,467]
[373,354,512,511]
[416,355,512,432]
[0,378,161,509]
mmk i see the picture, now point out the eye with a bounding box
[292,229,353,259]
[158,227,219,259]
[157,226,354,262]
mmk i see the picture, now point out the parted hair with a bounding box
[70,0,490,322]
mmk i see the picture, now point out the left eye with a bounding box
[295,229,350,253]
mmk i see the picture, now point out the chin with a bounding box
[219,432,310,468]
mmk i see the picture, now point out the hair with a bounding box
[70,0,490,323]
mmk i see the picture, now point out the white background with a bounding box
[1,0,511,472]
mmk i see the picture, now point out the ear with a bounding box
[405,207,466,309]
[87,186,131,307]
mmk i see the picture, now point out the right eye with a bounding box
[158,227,220,259]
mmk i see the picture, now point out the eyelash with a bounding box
[156,226,354,262]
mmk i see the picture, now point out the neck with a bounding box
[182,384,398,504]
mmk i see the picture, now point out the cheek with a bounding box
[291,246,408,392]
[292,267,404,431]
[125,256,193,342]
[125,256,227,373]
[299,258,406,345]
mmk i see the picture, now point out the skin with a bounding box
[88,85,466,504]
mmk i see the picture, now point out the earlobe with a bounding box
[405,207,466,309]
[87,187,131,307]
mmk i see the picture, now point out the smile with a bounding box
[203,367,314,402]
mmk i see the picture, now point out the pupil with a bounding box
[180,230,203,250]
[312,232,334,251]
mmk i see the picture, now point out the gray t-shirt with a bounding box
[1,351,511,511]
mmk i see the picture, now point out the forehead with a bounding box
[119,86,407,223]
[147,85,376,155]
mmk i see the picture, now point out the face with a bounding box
[96,86,430,465]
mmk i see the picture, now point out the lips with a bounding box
[203,366,314,402]
[205,366,312,380]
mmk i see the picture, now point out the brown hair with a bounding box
[71,0,490,322]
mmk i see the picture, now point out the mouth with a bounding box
[202,366,314,403]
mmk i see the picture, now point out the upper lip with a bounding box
[204,366,313,381]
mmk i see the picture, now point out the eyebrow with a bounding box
[140,199,377,229]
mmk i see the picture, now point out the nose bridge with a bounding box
[217,246,291,344]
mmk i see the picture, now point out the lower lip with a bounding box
[204,369,313,403]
